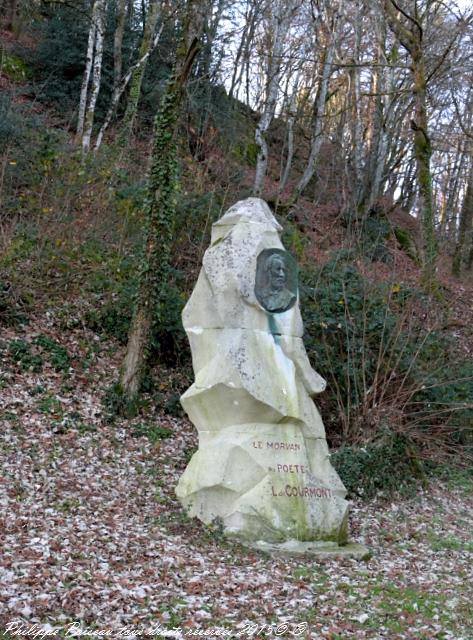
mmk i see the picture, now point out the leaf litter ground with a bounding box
[0,311,472,640]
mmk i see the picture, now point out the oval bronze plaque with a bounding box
[255,248,298,313]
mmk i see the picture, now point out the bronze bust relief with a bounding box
[255,248,298,313]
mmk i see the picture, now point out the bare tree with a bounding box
[383,0,438,289]
[79,0,108,153]
[253,0,301,196]
[77,0,100,141]
[291,0,341,202]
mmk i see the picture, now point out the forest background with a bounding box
[1,0,473,500]
[1,0,473,635]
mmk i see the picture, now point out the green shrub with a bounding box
[300,252,472,464]
[131,422,173,443]
[8,339,43,371]
[35,335,70,372]
[345,209,392,263]
[86,289,134,345]
[411,361,473,437]
[0,52,31,81]
[151,275,188,366]
[245,142,258,167]
[102,382,142,421]
[153,389,185,417]
[301,255,399,440]
[394,227,420,263]
[0,281,26,326]
[37,394,63,416]
[359,214,392,263]
[331,432,421,499]
[0,93,25,151]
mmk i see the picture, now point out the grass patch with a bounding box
[357,583,462,635]
[37,394,63,416]
[35,334,70,372]
[8,338,43,371]
[428,534,473,552]
[131,422,173,444]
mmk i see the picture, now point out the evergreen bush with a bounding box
[331,432,420,499]
[301,252,473,468]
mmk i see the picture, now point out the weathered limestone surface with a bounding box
[176,197,350,545]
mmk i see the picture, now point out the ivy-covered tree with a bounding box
[120,0,209,402]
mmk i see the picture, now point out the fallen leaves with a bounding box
[0,313,472,639]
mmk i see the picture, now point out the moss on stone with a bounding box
[394,226,420,264]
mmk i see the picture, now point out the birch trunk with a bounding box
[81,0,107,153]
[77,0,98,138]
[91,0,126,149]
[95,22,164,150]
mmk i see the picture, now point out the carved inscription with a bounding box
[252,440,301,451]
[271,485,332,499]
[277,463,306,473]
[252,437,332,500]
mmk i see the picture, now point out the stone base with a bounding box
[177,423,349,544]
[243,538,371,560]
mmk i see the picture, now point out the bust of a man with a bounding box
[255,249,297,313]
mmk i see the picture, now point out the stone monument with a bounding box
[176,197,367,556]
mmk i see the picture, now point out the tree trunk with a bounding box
[121,307,152,398]
[5,0,17,31]
[228,1,258,100]
[278,75,299,197]
[113,0,127,95]
[77,0,98,138]
[116,0,161,146]
[384,0,437,291]
[291,8,338,201]
[359,17,393,214]
[120,0,207,403]
[81,0,107,153]
[467,231,473,270]
[444,144,466,241]
[94,22,164,150]
[412,51,437,288]
[253,0,298,196]
[351,1,364,210]
[452,162,473,276]
[92,0,127,149]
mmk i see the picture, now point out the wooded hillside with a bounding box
[0,1,473,635]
